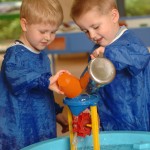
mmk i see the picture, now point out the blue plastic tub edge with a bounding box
[21,131,150,150]
[21,136,70,150]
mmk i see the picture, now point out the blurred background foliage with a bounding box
[0,15,21,40]
[0,0,21,41]
[0,0,150,41]
[126,0,150,16]
[0,0,19,1]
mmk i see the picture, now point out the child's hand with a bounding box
[56,113,69,133]
[90,46,105,59]
[49,70,70,94]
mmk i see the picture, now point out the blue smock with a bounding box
[0,43,62,149]
[87,28,150,131]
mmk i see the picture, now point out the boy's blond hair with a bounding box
[20,0,63,26]
[71,0,118,20]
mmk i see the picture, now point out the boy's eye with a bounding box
[40,31,46,34]
[51,31,56,34]
[93,26,99,30]
[82,29,88,34]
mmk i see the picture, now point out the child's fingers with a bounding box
[90,54,96,59]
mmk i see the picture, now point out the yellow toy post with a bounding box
[67,106,76,150]
[90,105,100,150]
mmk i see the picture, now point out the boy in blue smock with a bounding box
[0,0,69,149]
[71,0,150,131]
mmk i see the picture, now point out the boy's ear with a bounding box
[20,18,28,31]
[111,9,119,23]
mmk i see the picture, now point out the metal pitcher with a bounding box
[88,57,116,85]
[80,56,116,93]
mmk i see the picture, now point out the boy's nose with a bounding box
[45,34,51,41]
[89,31,96,41]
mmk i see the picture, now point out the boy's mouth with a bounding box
[41,42,49,46]
[95,37,103,44]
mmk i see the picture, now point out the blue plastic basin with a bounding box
[21,131,150,150]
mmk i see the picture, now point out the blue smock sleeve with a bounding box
[104,30,150,76]
[2,46,52,95]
